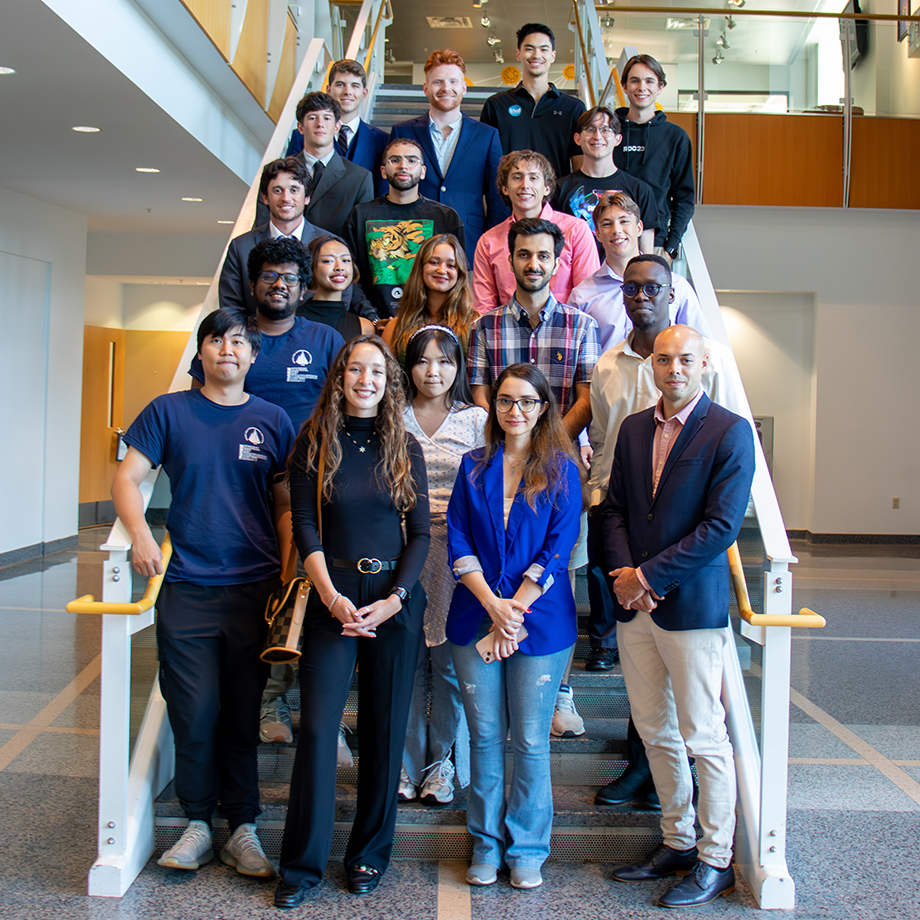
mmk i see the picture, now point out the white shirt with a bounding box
[588,331,748,505]
[570,262,712,353]
[269,217,306,241]
[302,150,335,171]
[428,114,463,175]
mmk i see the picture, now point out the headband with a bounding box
[407,324,461,345]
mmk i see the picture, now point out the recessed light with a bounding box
[135,167,160,173]
[216,219,235,224]
[72,125,101,133]
[195,282,210,286]
[0,67,16,76]
[181,197,203,202]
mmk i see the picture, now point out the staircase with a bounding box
[371,83,502,129]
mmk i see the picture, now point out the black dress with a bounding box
[278,415,430,887]
[297,297,364,341]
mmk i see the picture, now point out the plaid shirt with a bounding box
[468,295,600,415]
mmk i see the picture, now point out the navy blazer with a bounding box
[446,447,582,656]
[389,114,509,263]
[602,393,755,631]
[285,120,388,176]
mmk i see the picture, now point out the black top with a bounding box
[553,169,663,238]
[480,83,586,183]
[297,298,363,340]
[290,415,430,594]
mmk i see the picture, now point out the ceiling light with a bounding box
[135,167,160,173]
[217,219,235,224]
[0,67,16,75]
[601,14,614,28]
[712,50,725,64]
[727,0,745,7]
[472,0,482,6]
[493,50,504,63]
[72,125,101,133]
[717,34,731,49]
[481,15,491,28]
[725,15,737,29]
[487,35,501,45]
[181,197,203,202]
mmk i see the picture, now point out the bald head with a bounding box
[652,324,708,416]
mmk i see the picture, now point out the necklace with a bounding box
[344,429,374,453]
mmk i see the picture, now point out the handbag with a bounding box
[261,456,324,664]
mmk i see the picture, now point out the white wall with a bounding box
[0,186,87,555]
[694,204,920,536]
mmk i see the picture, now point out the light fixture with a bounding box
[181,197,203,202]
[493,49,504,63]
[717,33,731,49]
[72,125,101,133]
[480,15,490,27]
[725,15,737,29]
[712,50,725,64]
[135,167,160,173]
[727,0,745,8]
[217,219,235,224]
[601,13,614,28]
[0,66,16,75]
[472,0,482,6]
[487,34,501,45]
[385,47,396,63]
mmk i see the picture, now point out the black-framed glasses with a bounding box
[621,281,670,298]
[496,397,543,413]
[259,270,300,285]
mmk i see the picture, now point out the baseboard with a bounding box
[0,534,79,569]
[789,530,920,545]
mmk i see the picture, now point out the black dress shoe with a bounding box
[585,647,619,671]
[658,860,735,908]
[612,844,699,882]
[595,762,654,806]
[347,864,381,894]
[274,881,313,908]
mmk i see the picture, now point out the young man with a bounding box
[603,322,755,908]
[613,55,694,263]
[471,150,599,313]
[221,158,323,316]
[480,23,586,182]
[343,138,465,319]
[285,59,388,176]
[113,308,295,879]
[554,106,660,252]
[570,193,710,352]
[389,49,506,264]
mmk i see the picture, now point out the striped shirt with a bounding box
[468,295,600,415]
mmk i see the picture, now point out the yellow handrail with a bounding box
[67,534,173,616]
[363,0,389,76]
[571,0,597,107]
[728,542,826,629]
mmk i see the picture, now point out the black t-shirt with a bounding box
[553,169,662,238]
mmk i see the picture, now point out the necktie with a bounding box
[336,125,350,158]
[313,159,325,188]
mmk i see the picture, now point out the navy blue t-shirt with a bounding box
[189,316,344,433]
[125,389,296,586]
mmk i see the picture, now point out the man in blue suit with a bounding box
[389,49,508,264]
[285,60,388,176]
[602,324,755,909]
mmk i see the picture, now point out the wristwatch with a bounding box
[389,586,409,605]
[665,244,681,262]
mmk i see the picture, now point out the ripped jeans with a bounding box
[450,627,573,869]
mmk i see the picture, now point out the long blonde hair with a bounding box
[290,336,417,511]
[389,234,475,360]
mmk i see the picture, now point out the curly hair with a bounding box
[496,150,556,209]
[387,234,475,361]
[473,364,586,512]
[290,336,417,511]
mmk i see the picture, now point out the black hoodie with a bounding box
[613,107,695,253]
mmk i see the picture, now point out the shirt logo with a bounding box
[392,287,404,300]
[621,144,646,153]
[244,427,264,445]
[508,105,522,117]
[292,349,313,367]
[553,110,563,116]
[239,427,268,462]
[287,349,318,383]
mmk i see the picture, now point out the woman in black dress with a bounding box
[273,335,430,907]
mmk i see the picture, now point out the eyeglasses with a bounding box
[496,397,543,413]
[580,125,617,136]
[259,270,300,285]
[387,155,421,166]
[621,281,670,298]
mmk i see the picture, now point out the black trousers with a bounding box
[156,579,273,829]
[586,505,619,651]
[279,569,424,887]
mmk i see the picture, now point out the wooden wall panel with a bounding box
[181,0,231,61]
[850,117,920,210]
[267,14,298,124]
[79,327,125,504]
[232,0,269,108]
[702,114,844,207]
[123,330,192,429]
[666,111,697,186]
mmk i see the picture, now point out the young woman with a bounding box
[398,326,488,806]
[446,364,584,891]
[274,336,430,907]
[381,234,476,363]
[298,234,375,338]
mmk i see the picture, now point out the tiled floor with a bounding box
[0,531,917,918]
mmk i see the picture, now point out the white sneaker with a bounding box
[511,867,543,889]
[260,695,293,744]
[419,757,455,805]
[158,820,213,870]
[466,862,498,885]
[398,764,418,802]
[550,685,585,738]
[220,823,275,878]
[337,722,353,767]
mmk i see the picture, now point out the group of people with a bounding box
[110,25,757,913]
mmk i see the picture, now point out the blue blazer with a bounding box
[445,447,582,655]
[389,114,510,264]
[602,393,755,631]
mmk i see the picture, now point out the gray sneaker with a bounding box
[550,685,585,737]
[337,722,353,767]
[398,764,418,802]
[419,757,455,804]
[260,694,293,744]
[157,820,213,870]
[220,823,275,878]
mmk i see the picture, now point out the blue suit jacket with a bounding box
[445,447,582,656]
[602,393,755,631]
[389,114,509,263]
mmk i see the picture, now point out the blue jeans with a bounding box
[450,631,573,869]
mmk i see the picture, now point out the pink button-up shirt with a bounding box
[471,203,601,314]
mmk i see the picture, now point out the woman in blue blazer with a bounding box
[446,364,584,890]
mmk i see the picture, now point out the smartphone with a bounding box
[475,626,528,663]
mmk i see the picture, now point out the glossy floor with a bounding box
[0,531,917,919]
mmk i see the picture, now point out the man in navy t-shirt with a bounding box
[113,308,296,878]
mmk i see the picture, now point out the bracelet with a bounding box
[329,593,342,617]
